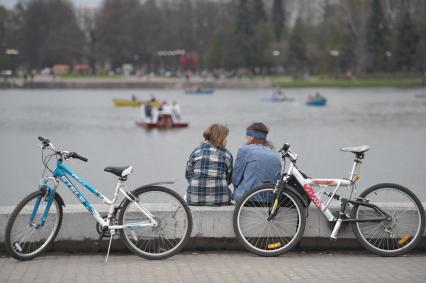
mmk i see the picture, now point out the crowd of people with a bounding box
[185,122,281,206]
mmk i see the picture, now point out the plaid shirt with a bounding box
[185,141,233,206]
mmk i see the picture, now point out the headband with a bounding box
[246,130,267,139]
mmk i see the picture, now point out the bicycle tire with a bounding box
[5,189,63,261]
[351,183,425,256]
[118,186,192,260]
[233,184,306,256]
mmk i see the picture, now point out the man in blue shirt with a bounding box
[232,122,281,202]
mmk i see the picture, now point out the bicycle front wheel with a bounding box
[118,186,192,260]
[5,189,63,261]
[233,184,306,256]
[352,183,425,256]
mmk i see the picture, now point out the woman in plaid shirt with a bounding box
[185,124,233,206]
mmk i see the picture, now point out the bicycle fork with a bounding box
[268,181,285,221]
[330,198,349,240]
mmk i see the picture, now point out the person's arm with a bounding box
[185,151,195,182]
[226,153,233,186]
[231,149,246,187]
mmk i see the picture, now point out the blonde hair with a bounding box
[203,124,229,148]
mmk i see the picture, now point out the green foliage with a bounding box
[253,23,275,70]
[271,0,285,41]
[252,0,266,24]
[271,75,422,88]
[287,17,308,75]
[393,11,419,72]
[0,5,14,71]
[234,0,256,70]
[337,23,357,73]
[0,0,425,75]
[204,26,238,70]
[365,0,390,73]
[16,0,84,69]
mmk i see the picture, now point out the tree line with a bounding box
[0,0,425,76]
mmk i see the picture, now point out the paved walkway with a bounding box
[1,251,425,283]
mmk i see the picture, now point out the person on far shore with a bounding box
[185,124,233,206]
[232,122,281,202]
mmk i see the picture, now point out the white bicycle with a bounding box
[233,143,425,257]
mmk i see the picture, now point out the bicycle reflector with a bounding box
[398,233,411,245]
[267,242,282,249]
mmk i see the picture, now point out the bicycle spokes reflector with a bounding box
[398,233,411,245]
[267,242,282,249]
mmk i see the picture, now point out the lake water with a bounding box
[0,87,425,206]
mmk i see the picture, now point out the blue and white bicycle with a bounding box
[5,137,192,261]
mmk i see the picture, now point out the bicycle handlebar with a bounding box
[279,143,298,162]
[38,137,88,162]
[278,143,290,153]
[70,152,88,162]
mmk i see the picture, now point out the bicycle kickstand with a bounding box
[105,230,116,263]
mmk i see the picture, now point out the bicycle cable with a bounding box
[41,149,56,176]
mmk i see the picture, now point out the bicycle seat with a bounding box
[104,166,133,177]
[340,145,370,154]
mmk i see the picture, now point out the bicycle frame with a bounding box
[281,155,390,239]
[35,160,157,230]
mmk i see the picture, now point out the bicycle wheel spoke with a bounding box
[354,185,424,256]
[6,191,62,260]
[236,187,305,255]
[120,188,191,259]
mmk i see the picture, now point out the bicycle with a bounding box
[233,143,425,257]
[5,137,193,261]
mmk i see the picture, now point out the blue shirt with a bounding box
[232,144,281,202]
[186,141,233,206]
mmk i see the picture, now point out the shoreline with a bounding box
[1,76,424,89]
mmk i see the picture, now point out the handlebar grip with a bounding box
[70,152,88,162]
[38,136,50,145]
[279,143,290,152]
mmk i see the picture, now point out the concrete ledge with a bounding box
[1,204,425,252]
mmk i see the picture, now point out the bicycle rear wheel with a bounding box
[233,184,306,256]
[352,183,425,256]
[118,186,192,260]
[5,189,63,260]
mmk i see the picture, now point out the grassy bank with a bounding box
[271,76,424,88]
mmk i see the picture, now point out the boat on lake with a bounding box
[113,99,161,107]
[263,88,295,102]
[184,86,214,95]
[136,114,189,129]
[415,93,426,99]
[136,121,189,129]
[306,93,327,106]
[262,95,295,102]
